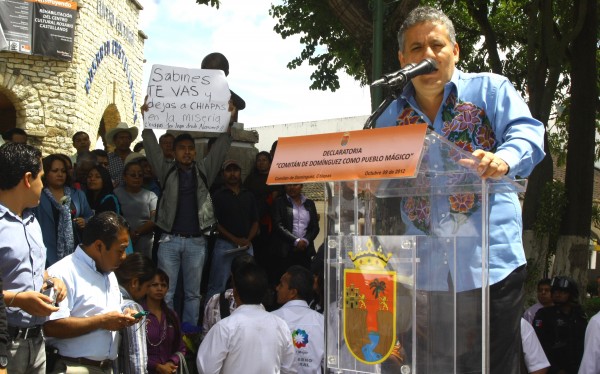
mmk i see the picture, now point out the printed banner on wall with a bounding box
[0,0,34,55]
[0,0,77,60]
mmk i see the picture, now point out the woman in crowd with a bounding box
[139,156,161,198]
[114,160,157,258]
[271,183,320,286]
[35,154,93,267]
[56,153,74,181]
[115,253,157,374]
[85,165,121,214]
[142,268,187,374]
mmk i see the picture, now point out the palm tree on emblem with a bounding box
[369,278,386,299]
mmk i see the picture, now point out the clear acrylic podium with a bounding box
[324,129,527,374]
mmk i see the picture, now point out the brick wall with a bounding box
[0,0,145,155]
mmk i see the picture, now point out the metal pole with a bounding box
[371,0,384,113]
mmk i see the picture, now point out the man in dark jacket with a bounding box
[533,276,587,374]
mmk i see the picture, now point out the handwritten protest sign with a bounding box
[144,65,231,132]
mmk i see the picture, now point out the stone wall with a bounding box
[0,0,145,155]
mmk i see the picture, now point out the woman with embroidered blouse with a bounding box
[142,268,187,374]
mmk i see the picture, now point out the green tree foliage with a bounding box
[269,0,417,91]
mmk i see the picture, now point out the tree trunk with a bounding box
[554,0,597,294]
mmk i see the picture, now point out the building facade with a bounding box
[0,0,146,154]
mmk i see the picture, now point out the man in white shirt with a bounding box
[196,263,296,374]
[520,318,549,374]
[523,279,552,324]
[44,212,140,373]
[578,311,600,374]
[272,266,324,374]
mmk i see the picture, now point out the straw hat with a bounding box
[123,152,146,166]
[106,122,139,146]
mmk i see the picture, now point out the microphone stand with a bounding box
[363,84,406,129]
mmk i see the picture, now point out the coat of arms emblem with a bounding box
[344,238,396,364]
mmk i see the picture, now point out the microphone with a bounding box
[371,58,438,87]
[370,63,416,87]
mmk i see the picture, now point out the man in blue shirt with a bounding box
[375,6,545,374]
[0,143,67,374]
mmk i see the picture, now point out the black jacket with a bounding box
[271,195,319,258]
[533,304,588,374]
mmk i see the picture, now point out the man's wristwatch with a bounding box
[0,355,8,369]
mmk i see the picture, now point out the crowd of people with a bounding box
[0,5,598,374]
[0,52,324,374]
[0,126,325,374]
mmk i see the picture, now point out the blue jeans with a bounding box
[205,238,253,300]
[157,234,206,326]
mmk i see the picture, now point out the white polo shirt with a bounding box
[272,300,325,374]
[197,304,296,374]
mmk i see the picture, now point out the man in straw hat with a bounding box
[106,122,138,187]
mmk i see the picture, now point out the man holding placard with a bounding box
[141,70,237,326]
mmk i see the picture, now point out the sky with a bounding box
[136,0,373,129]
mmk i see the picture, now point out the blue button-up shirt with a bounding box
[376,69,545,291]
[0,203,47,327]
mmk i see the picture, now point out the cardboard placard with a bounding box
[144,64,231,133]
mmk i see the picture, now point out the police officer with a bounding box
[533,276,587,374]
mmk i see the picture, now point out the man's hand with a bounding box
[458,150,509,179]
[233,237,251,247]
[156,362,178,374]
[295,240,308,251]
[44,275,67,303]
[100,311,138,331]
[141,95,149,116]
[228,100,238,122]
[9,291,59,316]
[73,217,86,229]
[227,99,238,135]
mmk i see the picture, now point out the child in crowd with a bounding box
[142,269,187,374]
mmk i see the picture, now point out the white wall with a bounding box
[249,115,369,153]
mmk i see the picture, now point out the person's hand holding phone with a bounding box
[132,310,149,319]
